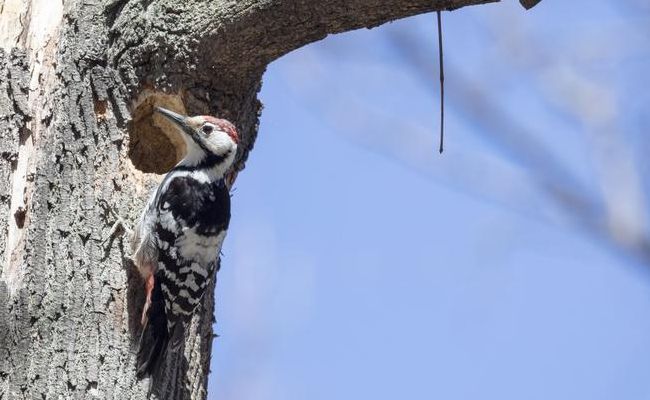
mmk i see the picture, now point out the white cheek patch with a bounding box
[205,131,234,155]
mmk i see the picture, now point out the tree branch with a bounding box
[218,0,500,71]
[108,0,499,173]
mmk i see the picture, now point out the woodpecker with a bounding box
[131,106,239,378]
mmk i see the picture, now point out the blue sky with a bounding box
[209,1,650,399]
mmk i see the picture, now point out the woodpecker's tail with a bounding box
[136,279,168,379]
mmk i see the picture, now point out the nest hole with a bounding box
[128,93,187,174]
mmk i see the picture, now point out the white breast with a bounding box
[175,228,227,265]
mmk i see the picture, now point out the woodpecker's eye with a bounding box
[202,124,215,135]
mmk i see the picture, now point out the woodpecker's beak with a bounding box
[155,107,190,133]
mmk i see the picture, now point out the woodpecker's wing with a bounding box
[131,188,160,278]
[131,171,182,276]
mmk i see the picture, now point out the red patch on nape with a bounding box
[204,116,239,144]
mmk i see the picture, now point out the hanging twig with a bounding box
[437,10,445,153]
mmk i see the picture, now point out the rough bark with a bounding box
[0,0,503,399]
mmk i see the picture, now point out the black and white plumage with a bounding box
[131,107,239,378]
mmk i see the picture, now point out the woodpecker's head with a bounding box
[155,107,239,170]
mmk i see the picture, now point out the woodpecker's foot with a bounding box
[98,200,134,261]
[99,199,133,240]
[103,217,133,244]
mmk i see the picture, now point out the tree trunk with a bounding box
[0,0,499,398]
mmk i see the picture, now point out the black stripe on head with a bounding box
[173,150,231,172]
[186,128,210,153]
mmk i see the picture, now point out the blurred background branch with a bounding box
[277,0,650,268]
[386,11,650,265]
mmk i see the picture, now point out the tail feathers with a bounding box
[136,281,168,379]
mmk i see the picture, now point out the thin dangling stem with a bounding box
[437,10,445,154]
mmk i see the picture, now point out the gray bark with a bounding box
[0,0,501,399]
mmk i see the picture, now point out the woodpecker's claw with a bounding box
[98,199,133,247]
[104,218,130,243]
